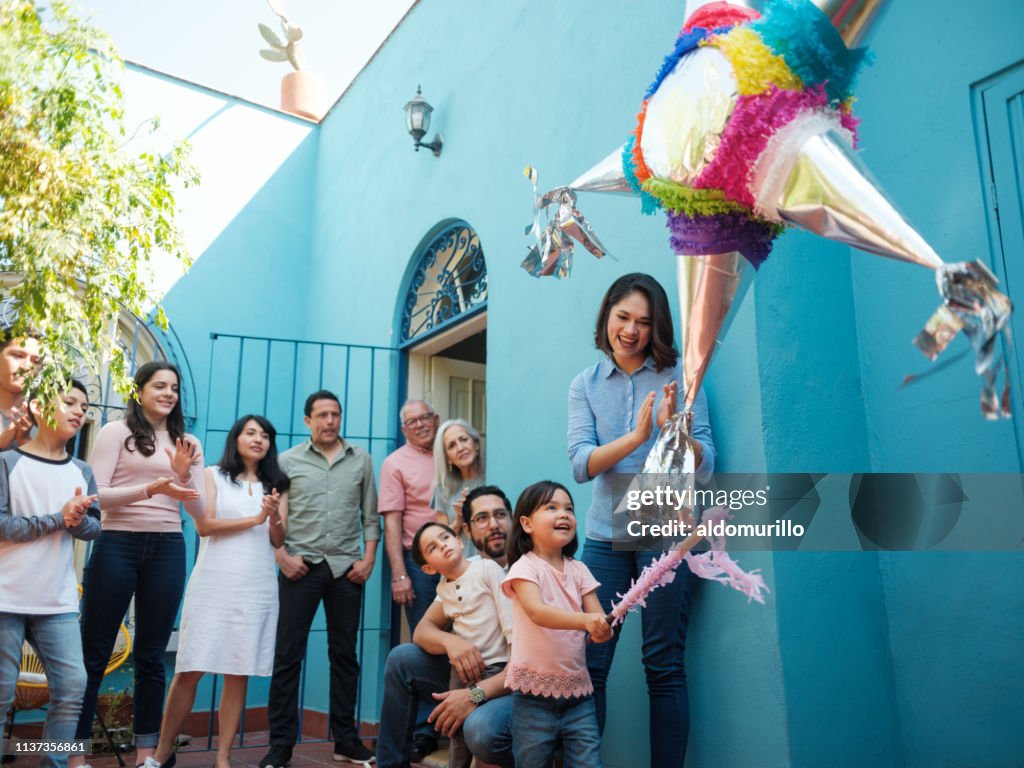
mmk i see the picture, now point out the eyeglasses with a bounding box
[470,510,510,528]
[402,413,436,428]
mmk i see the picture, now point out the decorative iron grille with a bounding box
[401,221,487,345]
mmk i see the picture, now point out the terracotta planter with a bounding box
[281,70,327,120]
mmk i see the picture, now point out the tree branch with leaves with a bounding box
[0,0,197,409]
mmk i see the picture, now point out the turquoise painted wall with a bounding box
[849,1,1024,765]
[113,0,1023,764]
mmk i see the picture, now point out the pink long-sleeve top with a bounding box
[89,420,206,532]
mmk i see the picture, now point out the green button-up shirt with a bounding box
[279,439,380,578]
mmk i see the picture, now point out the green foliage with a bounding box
[0,0,197,407]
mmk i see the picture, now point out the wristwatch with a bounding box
[468,684,487,705]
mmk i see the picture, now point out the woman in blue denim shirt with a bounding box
[567,273,716,768]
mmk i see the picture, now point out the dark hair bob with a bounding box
[593,273,678,372]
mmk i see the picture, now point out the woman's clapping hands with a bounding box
[165,437,201,482]
[147,476,201,502]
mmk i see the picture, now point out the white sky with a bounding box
[72,0,417,111]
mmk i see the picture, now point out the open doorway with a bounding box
[405,310,486,446]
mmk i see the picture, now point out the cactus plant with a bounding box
[258,0,304,71]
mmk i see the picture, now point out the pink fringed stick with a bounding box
[605,507,769,627]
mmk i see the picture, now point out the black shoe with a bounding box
[259,745,293,768]
[407,734,437,763]
[332,739,375,764]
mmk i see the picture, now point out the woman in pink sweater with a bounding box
[72,362,205,766]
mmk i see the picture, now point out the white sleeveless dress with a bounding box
[175,467,278,676]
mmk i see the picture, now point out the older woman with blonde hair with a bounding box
[430,418,483,536]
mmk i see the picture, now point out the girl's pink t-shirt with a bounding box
[501,550,600,698]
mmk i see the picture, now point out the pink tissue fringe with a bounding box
[695,85,838,209]
[609,508,769,626]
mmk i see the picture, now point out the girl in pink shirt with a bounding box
[501,481,612,767]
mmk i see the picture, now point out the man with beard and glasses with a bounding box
[376,486,514,768]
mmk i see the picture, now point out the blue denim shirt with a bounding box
[567,356,716,541]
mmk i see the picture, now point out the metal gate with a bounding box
[192,331,399,750]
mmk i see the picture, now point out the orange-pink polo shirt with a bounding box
[378,442,435,550]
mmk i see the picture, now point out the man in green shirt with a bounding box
[261,390,379,767]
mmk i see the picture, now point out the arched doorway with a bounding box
[399,219,487,436]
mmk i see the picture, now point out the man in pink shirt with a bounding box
[379,399,441,759]
[381,399,441,632]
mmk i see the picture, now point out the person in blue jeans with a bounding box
[376,485,515,768]
[0,381,101,768]
[568,273,716,768]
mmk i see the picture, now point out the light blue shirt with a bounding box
[567,356,716,541]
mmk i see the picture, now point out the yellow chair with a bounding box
[14,622,132,711]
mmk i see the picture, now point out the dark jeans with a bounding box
[76,530,186,747]
[582,537,698,768]
[268,560,362,747]
[376,644,513,768]
[402,548,440,742]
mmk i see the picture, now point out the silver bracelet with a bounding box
[392,574,408,583]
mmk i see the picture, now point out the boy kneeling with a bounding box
[0,381,100,768]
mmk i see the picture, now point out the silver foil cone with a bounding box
[568,146,634,195]
[762,128,944,270]
[677,251,752,406]
[809,0,890,48]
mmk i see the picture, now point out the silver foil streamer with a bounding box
[643,408,698,475]
[522,168,609,279]
[608,408,699,530]
[914,261,1014,418]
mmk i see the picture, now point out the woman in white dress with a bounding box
[145,415,289,768]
